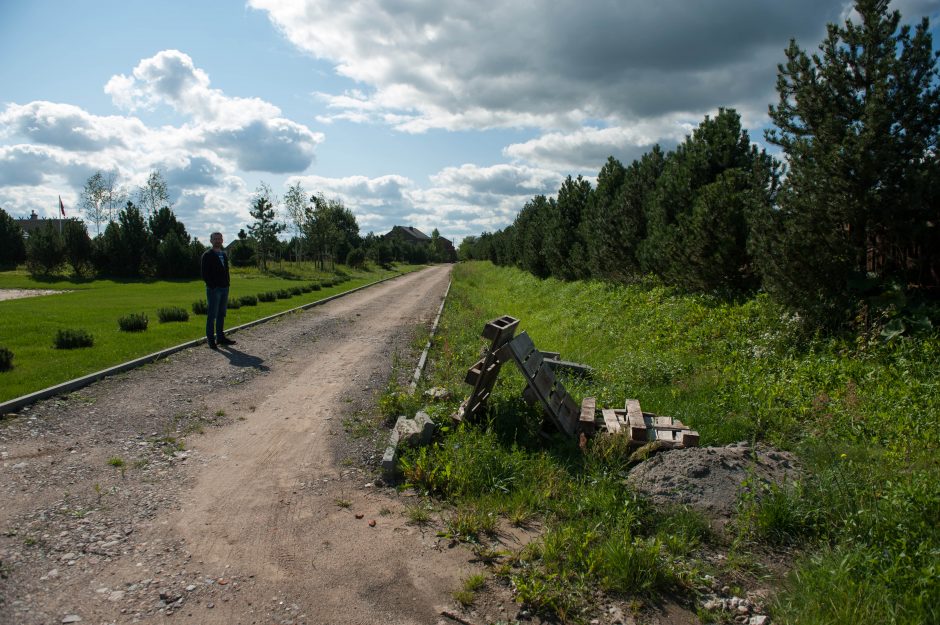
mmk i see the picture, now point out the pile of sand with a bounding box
[627,442,801,520]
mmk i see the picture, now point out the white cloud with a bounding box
[503,117,697,171]
[250,0,848,133]
[105,50,323,173]
[0,51,326,237]
[278,164,560,239]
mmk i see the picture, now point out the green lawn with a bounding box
[0,262,421,402]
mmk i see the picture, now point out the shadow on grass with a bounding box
[217,346,269,371]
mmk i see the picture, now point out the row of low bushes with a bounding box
[0,276,355,371]
[192,277,349,314]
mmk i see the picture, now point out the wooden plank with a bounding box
[531,367,554,399]
[625,399,646,442]
[542,358,594,377]
[654,428,678,443]
[522,350,544,379]
[464,357,486,385]
[522,386,538,406]
[681,431,700,447]
[508,332,538,365]
[625,399,644,424]
[602,409,621,433]
[579,397,596,435]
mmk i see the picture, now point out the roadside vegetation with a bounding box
[0,261,419,402]
[403,261,939,624]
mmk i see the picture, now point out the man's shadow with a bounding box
[218,346,269,371]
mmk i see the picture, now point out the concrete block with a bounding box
[413,411,436,444]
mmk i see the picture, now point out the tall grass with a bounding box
[406,261,939,624]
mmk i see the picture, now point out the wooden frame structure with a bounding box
[456,316,699,449]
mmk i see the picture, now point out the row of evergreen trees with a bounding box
[459,0,939,330]
[0,203,205,279]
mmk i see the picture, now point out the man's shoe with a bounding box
[207,340,218,349]
[218,337,236,346]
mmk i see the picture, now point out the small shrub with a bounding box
[321,279,334,288]
[192,299,208,315]
[55,328,94,349]
[226,298,242,310]
[238,294,258,306]
[300,284,313,293]
[310,282,322,291]
[157,306,189,323]
[276,289,292,299]
[290,286,304,296]
[258,291,277,302]
[118,313,149,332]
[0,347,13,372]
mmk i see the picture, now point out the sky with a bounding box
[1,0,938,245]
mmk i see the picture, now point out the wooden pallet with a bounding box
[456,315,519,422]
[583,397,699,448]
[456,315,699,450]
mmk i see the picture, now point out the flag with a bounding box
[59,195,65,217]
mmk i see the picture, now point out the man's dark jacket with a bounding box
[201,249,230,288]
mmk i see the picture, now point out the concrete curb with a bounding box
[0,271,412,416]
[409,279,451,392]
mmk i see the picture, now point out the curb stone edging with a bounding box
[0,271,414,416]
[383,277,452,480]
[409,279,451,392]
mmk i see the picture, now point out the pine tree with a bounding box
[0,208,26,267]
[754,0,940,327]
[248,184,285,271]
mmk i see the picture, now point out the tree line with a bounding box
[0,170,454,278]
[459,0,939,332]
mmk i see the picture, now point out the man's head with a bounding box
[210,232,223,250]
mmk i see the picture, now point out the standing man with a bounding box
[201,232,236,349]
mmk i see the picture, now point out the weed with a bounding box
[452,589,474,607]
[405,503,433,526]
[446,507,497,543]
[108,456,126,478]
[335,499,352,508]
[192,299,208,314]
[453,572,487,606]
[258,291,277,302]
[238,294,258,306]
[215,409,226,417]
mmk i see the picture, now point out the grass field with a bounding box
[0,262,421,402]
[399,261,939,624]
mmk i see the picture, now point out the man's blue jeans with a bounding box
[206,287,229,342]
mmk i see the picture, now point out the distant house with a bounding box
[384,225,432,245]
[383,225,457,262]
[15,210,73,235]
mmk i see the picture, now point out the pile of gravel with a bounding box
[627,442,801,520]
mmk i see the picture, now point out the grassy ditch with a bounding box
[400,261,939,624]
[0,262,422,402]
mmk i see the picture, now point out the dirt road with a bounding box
[0,265,490,625]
